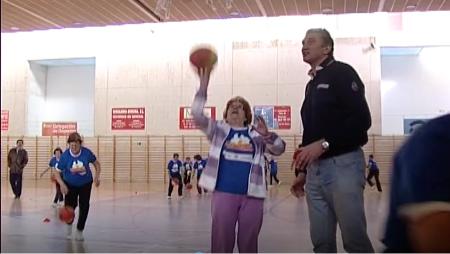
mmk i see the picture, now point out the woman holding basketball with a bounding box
[54,132,101,241]
[191,48,286,253]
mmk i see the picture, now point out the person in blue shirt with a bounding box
[167,153,183,199]
[383,114,450,252]
[269,156,280,185]
[54,132,101,241]
[366,154,382,192]
[40,147,64,207]
[183,156,193,185]
[193,154,207,195]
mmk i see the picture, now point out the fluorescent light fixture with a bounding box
[381,47,423,56]
[322,8,333,14]
[31,57,95,66]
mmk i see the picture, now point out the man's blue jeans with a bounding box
[305,148,374,253]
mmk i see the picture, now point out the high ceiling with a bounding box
[2,0,449,33]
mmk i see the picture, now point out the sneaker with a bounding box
[167,196,171,199]
[52,203,58,208]
[74,230,84,241]
[278,181,282,185]
[66,224,73,239]
[178,195,184,199]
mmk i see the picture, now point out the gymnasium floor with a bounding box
[1,179,388,253]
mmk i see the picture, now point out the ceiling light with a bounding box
[406,4,417,10]
[229,11,239,16]
[322,8,333,14]
[10,27,20,30]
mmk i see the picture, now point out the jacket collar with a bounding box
[308,56,335,79]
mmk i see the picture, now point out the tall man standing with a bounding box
[291,28,374,252]
[8,139,29,199]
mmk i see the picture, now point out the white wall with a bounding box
[26,64,95,136]
[2,11,450,136]
[26,63,47,135]
[45,65,95,136]
[381,46,450,135]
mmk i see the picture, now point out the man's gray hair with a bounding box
[306,28,334,56]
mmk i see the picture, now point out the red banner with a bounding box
[1,110,8,131]
[179,107,216,130]
[255,105,291,129]
[274,106,291,129]
[112,107,145,130]
[42,122,77,136]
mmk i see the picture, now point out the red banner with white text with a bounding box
[111,107,145,130]
[42,122,77,136]
[179,107,216,129]
[1,110,9,131]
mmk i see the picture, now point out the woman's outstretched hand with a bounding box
[255,116,271,140]
[198,67,212,89]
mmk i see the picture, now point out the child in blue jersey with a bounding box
[193,154,207,195]
[167,153,183,199]
[183,157,193,185]
[383,114,450,252]
[192,66,286,253]
[366,154,382,192]
[269,156,280,185]
[40,147,64,207]
[54,132,101,241]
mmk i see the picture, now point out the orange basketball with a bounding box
[59,206,75,223]
[408,211,450,252]
[190,46,218,70]
[186,183,193,190]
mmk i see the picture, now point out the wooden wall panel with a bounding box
[21,137,37,179]
[115,136,131,182]
[0,135,409,185]
[276,135,300,181]
[36,137,52,179]
[148,136,165,182]
[1,136,10,179]
[182,136,202,160]
[130,136,147,182]
[97,136,114,181]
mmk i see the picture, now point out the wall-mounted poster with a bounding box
[42,122,77,136]
[112,107,145,130]
[254,106,291,129]
[180,107,216,129]
[1,110,9,131]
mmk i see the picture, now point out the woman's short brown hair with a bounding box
[53,147,63,155]
[223,96,252,126]
[67,132,83,144]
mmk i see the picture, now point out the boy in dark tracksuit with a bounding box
[167,153,183,198]
[193,154,207,195]
[183,157,193,185]
[366,154,382,192]
[269,158,280,185]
